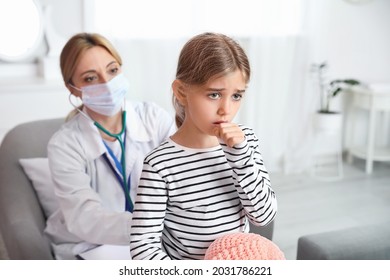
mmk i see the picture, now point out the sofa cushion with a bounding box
[19,158,59,218]
[297,224,390,260]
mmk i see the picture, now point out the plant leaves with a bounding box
[343,79,360,85]
[332,88,342,97]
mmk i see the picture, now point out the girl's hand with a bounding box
[213,123,245,148]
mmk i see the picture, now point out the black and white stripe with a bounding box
[130,125,277,260]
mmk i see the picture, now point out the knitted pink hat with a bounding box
[204,232,285,260]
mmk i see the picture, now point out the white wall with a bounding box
[306,0,390,152]
[0,0,83,143]
[307,0,390,83]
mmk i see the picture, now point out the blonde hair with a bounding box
[173,32,250,128]
[60,33,123,120]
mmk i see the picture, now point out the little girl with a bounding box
[130,32,277,260]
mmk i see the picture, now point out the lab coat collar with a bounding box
[77,102,151,160]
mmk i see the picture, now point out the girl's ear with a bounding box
[172,79,187,106]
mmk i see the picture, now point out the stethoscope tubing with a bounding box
[68,94,133,211]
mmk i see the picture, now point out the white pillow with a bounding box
[19,157,59,218]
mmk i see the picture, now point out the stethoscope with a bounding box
[69,94,133,212]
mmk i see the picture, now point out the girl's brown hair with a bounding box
[60,33,122,120]
[173,32,250,128]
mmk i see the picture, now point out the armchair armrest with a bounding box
[296,223,390,260]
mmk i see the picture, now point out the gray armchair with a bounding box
[0,118,64,259]
[296,223,390,260]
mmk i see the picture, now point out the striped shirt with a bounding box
[130,126,277,260]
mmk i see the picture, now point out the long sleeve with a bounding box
[129,161,170,260]
[221,126,277,226]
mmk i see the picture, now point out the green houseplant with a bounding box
[310,62,362,178]
[312,62,361,113]
[309,62,361,180]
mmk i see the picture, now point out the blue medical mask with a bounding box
[69,73,129,116]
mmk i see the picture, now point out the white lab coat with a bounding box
[45,101,175,259]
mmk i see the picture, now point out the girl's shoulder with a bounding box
[143,138,180,164]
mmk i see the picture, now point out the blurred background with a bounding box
[0,0,389,174]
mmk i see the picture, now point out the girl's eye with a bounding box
[232,93,243,101]
[208,93,221,100]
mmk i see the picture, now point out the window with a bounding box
[0,0,43,62]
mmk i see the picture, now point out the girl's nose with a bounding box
[217,99,230,115]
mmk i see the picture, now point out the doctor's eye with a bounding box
[84,75,98,83]
[109,67,119,75]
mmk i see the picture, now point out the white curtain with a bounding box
[91,0,315,173]
[113,35,314,173]
[238,36,312,173]
[114,38,185,112]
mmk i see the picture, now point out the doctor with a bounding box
[45,33,175,259]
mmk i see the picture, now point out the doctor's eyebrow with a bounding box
[79,61,119,76]
[106,61,119,68]
[80,69,97,76]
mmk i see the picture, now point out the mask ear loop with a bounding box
[68,93,92,121]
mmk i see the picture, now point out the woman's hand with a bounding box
[213,123,245,148]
